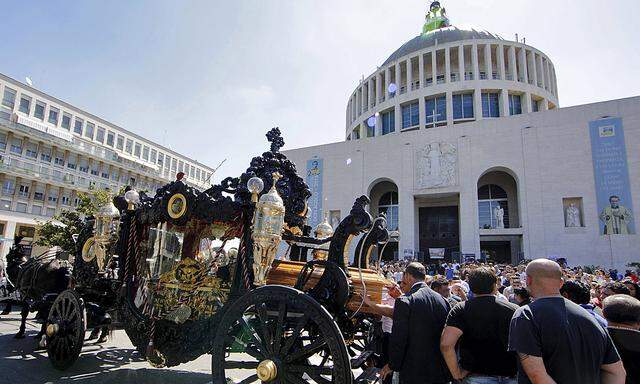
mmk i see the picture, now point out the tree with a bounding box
[35,188,113,253]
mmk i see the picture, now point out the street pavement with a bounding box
[0,308,215,384]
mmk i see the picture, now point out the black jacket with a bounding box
[389,282,452,384]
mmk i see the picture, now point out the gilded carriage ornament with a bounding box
[167,193,187,219]
[251,172,286,286]
[152,257,228,323]
[82,198,120,271]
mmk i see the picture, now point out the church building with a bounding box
[283,1,640,268]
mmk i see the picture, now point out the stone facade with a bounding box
[284,96,640,268]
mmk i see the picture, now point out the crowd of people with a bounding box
[364,259,640,384]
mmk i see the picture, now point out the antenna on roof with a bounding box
[25,77,33,87]
[204,158,226,185]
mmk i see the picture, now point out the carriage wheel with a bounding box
[211,285,353,384]
[46,289,86,370]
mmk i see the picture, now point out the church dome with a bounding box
[382,26,504,66]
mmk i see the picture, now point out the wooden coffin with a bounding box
[266,260,392,315]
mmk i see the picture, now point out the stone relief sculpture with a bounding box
[416,142,457,189]
[565,203,582,227]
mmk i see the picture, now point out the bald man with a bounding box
[508,259,626,384]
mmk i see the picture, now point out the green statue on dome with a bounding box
[422,1,450,34]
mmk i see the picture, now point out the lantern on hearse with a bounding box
[249,172,286,286]
[312,212,334,260]
[82,192,120,271]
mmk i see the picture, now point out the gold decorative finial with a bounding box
[272,172,282,186]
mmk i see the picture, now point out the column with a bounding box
[13,176,21,211]
[368,78,375,108]
[457,135,480,257]
[394,104,402,132]
[27,180,36,211]
[474,88,483,121]
[55,186,63,210]
[444,47,451,83]
[406,58,413,91]
[519,47,528,83]
[21,137,28,157]
[356,88,361,116]
[523,92,533,114]
[43,184,50,209]
[385,67,391,98]
[399,143,416,259]
[3,131,12,155]
[540,98,549,111]
[446,91,453,125]
[484,44,493,79]
[501,89,510,117]
[1,221,17,262]
[537,55,545,89]
[551,66,558,97]
[497,44,506,80]
[508,45,517,81]
[544,60,551,92]
[395,62,401,92]
[375,109,382,136]
[376,72,382,103]
[471,44,480,81]
[431,50,437,84]
[418,96,426,129]
[360,86,366,114]
[43,104,51,125]
[458,45,465,81]
[418,54,424,89]
[530,52,538,87]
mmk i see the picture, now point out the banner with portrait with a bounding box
[589,118,635,235]
[306,158,323,228]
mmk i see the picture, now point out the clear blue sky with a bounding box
[1,0,639,180]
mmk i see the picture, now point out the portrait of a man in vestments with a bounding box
[599,195,633,234]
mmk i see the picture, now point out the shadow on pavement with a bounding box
[0,332,212,383]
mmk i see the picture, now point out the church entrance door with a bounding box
[418,206,459,262]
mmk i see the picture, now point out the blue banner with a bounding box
[306,158,323,228]
[589,118,635,235]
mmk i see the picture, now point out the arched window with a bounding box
[478,184,509,229]
[378,191,399,231]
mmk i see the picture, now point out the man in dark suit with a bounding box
[381,262,451,384]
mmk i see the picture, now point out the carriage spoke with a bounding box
[284,373,309,384]
[237,374,259,384]
[273,300,286,353]
[245,344,264,360]
[280,313,309,355]
[240,317,265,349]
[288,364,333,376]
[224,361,259,370]
[286,338,327,363]
[254,304,273,354]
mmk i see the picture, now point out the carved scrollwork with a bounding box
[327,196,373,271]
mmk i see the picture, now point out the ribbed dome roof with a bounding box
[382,26,504,66]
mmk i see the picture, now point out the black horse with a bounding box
[4,237,71,339]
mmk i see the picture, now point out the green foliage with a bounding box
[35,188,112,253]
[35,210,83,253]
[75,188,112,217]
